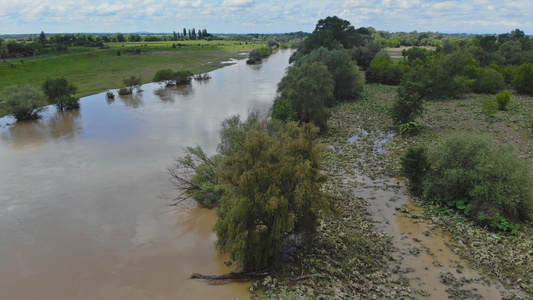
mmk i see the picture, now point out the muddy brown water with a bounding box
[0,49,294,300]
[343,130,507,299]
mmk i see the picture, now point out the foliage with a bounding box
[118,87,130,95]
[391,80,424,124]
[215,118,331,271]
[349,42,382,70]
[105,91,114,98]
[276,62,334,132]
[495,89,511,110]
[122,76,142,93]
[42,77,80,110]
[3,85,47,121]
[412,133,533,226]
[472,67,505,94]
[366,52,407,85]
[400,146,429,195]
[402,47,435,66]
[169,146,223,208]
[153,69,177,86]
[481,96,498,117]
[295,47,364,102]
[512,63,533,95]
[247,48,264,64]
[399,121,423,135]
[271,98,297,122]
[174,70,193,85]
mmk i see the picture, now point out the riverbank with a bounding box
[0,41,260,117]
[259,84,532,299]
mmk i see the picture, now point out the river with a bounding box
[0,49,293,299]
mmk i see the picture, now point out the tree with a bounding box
[39,31,47,44]
[174,70,193,85]
[116,33,126,43]
[42,77,80,110]
[122,76,142,94]
[215,118,331,271]
[275,62,334,131]
[296,47,365,102]
[3,85,47,121]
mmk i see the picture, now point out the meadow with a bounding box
[0,40,261,117]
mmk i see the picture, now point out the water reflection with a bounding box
[0,49,294,299]
[1,110,82,149]
[154,85,195,102]
[118,92,144,108]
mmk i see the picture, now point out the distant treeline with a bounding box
[0,30,306,59]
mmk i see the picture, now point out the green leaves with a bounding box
[215,117,330,271]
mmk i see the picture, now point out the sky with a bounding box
[1,0,532,35]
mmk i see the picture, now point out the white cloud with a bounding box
[0,0,531,34]
[222,0,254,6]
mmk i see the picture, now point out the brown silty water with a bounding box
[0,49,294,300]
[337,129,509,299]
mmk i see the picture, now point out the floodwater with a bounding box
[345,129,506,299]
[0,49,293,299]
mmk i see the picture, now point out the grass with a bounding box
[0,40,261,117]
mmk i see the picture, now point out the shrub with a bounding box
[512,63,533,95]
[406,133,533,227]
[3,84,47,121]
[122,76,142,93]
[495,89,511,110]
[481,96,498,117]
[399,121,423,135]
[118,87,130,95]
[400,146,429,195]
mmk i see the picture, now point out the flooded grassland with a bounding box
[262,84,533,299]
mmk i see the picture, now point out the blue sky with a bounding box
[1,0,532,35]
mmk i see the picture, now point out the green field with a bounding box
[0,40,261,117]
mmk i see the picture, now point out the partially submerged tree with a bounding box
[121,76,142,94]
[274,62,334,131]
[215,118,331,271]
[42,77,80,110]
[3,85,47,121]
[153,69,177,86]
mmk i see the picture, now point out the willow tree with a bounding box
[215,119,331,271]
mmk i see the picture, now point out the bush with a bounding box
[473,68,505,94]
[495,89,511,110]
[3,84,47,121]
[481,96,498,117]
[366,53,407,85]
[118,87,130,95]
[406,133,533,228]
[42,77,80,110]
[400,146,428,195]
